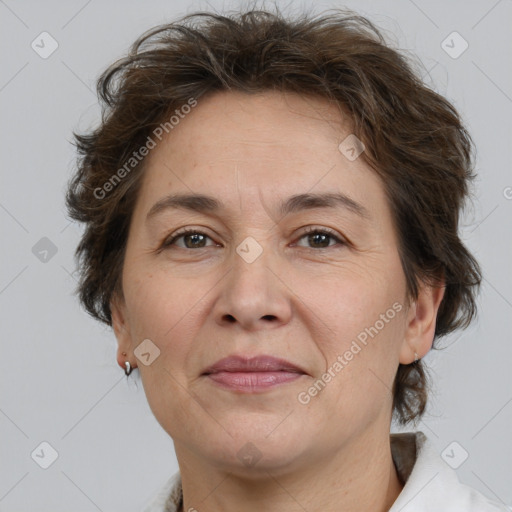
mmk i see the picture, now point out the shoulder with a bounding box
[390,431,510,512]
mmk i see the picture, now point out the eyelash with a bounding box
[161,226,347,250]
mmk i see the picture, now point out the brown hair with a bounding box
[65,6,481,424]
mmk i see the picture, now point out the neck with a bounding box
[175,429,404,512]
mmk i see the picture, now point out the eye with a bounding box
[294,227,346,249]
[160,226,346,251]
[162,229,216,249]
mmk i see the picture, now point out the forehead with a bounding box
[164,90,349,164]
[135,90,388,222]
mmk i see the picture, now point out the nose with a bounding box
[212,240,293,331]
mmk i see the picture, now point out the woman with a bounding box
[65,7,507,512]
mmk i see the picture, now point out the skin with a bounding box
[111,90,445,512]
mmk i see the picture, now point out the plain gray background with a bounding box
[1,0,511,510]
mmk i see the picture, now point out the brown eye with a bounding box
[163,230,215,249]
[295,228,345,249]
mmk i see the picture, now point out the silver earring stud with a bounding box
[124,361,133,376]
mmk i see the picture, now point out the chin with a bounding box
[197,418,312,473]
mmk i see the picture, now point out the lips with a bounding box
[202,355,307,392]
[202,355,307,375]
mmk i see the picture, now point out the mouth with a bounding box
[202,355,307,392]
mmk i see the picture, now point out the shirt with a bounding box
[142,431,510,511]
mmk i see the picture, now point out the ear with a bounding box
[110,293,136,371]
[399,279,446,364]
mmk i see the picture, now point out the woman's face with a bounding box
[112,90,437,473]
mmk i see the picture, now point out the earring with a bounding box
[124,361,133,376]
[414,352,419,363]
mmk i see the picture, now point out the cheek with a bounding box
[122,269,201,402]
[318,290,405,385]
[123,271,205,436]
[297,260,406,405]
[297,259,405,345]
[124,268,198,341]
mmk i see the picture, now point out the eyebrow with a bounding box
[146,191,370,222]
